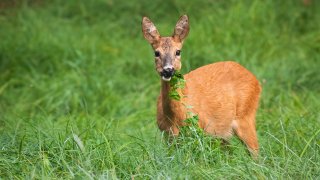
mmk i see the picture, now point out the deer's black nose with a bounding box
[161,67,175,78]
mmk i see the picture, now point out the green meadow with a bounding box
[0,0,319,179]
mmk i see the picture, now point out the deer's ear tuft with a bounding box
[142,17,160,44]
[173,15,189,42]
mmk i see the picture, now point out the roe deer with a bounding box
[142,15,262,157]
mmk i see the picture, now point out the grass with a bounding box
[0,0,320,179]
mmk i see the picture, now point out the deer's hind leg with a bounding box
[234,112,259,158]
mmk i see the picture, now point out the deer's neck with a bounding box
[161,81,186,122]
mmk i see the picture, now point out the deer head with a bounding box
[142,15,189,81]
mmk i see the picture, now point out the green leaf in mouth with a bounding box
[168,71,186,101]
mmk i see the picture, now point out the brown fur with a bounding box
[142,15,261,157]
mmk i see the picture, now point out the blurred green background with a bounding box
[0,0,319,179]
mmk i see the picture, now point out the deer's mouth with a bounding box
[161,76,171,81]
[160,69,175,82]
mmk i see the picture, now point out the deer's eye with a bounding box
[176,50,181,56]
[154,51,160,57]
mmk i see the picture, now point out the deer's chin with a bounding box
[161,76,171,82]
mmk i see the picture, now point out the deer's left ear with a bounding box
[173,15,189,42]
[142,17,160,44]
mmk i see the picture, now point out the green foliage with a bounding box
[168,72,205,143]
[0,0,320,179]
[177,114,214,152]
[168,71,186,100]
[168,71,205,144]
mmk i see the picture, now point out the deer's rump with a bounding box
[182,61,261,138]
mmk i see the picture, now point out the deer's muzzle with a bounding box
[161,67,175,81]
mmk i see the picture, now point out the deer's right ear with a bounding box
[142,17,160,44]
